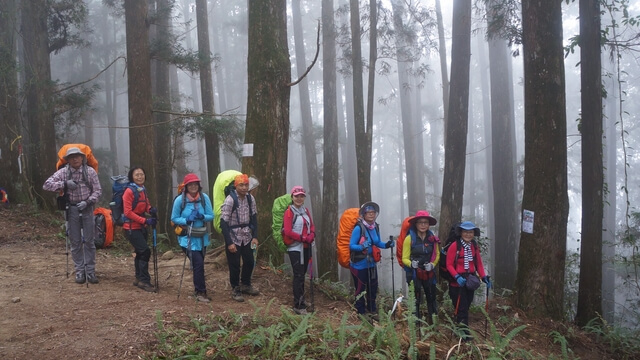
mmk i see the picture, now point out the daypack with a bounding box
[212,170,253,233]
[336,208,381,268]
[56,143,99,173]
[94,207,114,249]
[109,175,142,226]
[271,193,292,252]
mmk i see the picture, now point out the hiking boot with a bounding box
[231,287,245,302]
[75,272,86,284]
[293,307,308,315]
[240,284,259,296]
[132,279,140,287]
[368,313,380,323]
[195,292,211,303]
[87,273,99,284]
[137,282,155,292]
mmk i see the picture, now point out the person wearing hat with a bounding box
[401,210,441,321]
[349,202,394,321]
[43,147,102,284]
[122,167,158,292]
[281,186,316,315]
[171,173,214,302]
[221,173,259,302]
[446,221,491,341]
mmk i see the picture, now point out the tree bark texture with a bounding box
[439,0,471,238]
[576,0,603,327]
[321,0,339,281]
[21,0,58,210]
[516,0,568,320]
[244,0,291,259]
[124,0,156,201]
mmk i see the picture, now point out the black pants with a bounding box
[126,228,151,284]
[288,247,311,309]
[225,242,255,289]
[449,285,475,336]
[182,247,206,294]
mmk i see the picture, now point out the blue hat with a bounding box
[359,201,380,216]
[458,221,480,236]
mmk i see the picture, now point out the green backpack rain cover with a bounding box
[212,169,241,233]
[271,194,292,252]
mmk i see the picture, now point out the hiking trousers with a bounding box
[126,228,151,284]
[407,277,438,317]
[449,284,475,330]
[66,205,96,275]
[350,266,378,314]
[182,245,206,294]
[225,242,255,289]
[288,247,310,309]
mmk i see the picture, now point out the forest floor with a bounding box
[0,204,627,359]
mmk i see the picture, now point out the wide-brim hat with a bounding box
[359,201,380,216]
[457,221,480,236]
[409,210,437,226]
[63,147,85,160]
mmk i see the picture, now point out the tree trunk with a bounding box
[124,0,156,200]
[349,0,371,204]
[576,0,603,327]
[435,0,449,145]
[21,0,57,210]
[244,0,291,260]
[516,0,568,320]
[292,0,322,225]
[487,0,519,290]
[439,0,471,237]
[0,0,24,201]
[320,0,339,281]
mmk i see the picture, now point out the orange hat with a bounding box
[234,173,249,185]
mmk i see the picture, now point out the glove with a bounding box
[149,207,157,216]
[411,260,420,269]
[76,201,88,211]
[196,212,205,220]
[362,241,370,250]
[423,262,434,271]
[66,180,78,190]
[145,218,157,227]
[456,275,467,287]
[483,275,492,289]
[385,240,394,249]
[187,210,200,223]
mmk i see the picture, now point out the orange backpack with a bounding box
[94,207,114,248]
[396,216,414,268]
[337,208,381,268]
[56,144,99,172]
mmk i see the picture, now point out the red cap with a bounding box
[291,186,306,196]
[183,173,201,186]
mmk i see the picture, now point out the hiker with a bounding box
[281,186,315,315]
[446,221,491,341]
[402,210,440,320]
[349,202,394,321]
[43,147,102,284]
[221,173,259,302]
[122,167,157,292]
[171,173,214,302]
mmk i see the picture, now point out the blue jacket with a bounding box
[171,193,214,251]
[349,221,386,270]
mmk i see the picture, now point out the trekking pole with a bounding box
[152,224,158,292]
[484,276,490,338]
[389,235,395,298]
[308,244,315,312]
[177,224,193,299]
[65,205,70,278]
[79,211,88,288]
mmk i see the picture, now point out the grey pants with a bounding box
[66,204,96,274]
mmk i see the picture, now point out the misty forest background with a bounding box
[1,0,640,331]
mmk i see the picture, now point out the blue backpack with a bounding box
[109,175,141,226]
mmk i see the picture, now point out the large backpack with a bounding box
[395,216,414,267]
[212,170,255,233]
[438,223,464,282]
[271,193,292,252]
[336,208,382,268]
[94,207,114,249]
[109,175,142,226]
[56,144,99,173]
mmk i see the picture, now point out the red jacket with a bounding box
[122,186,150,230]
[446,240,487,287]
[281,206,315,248]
